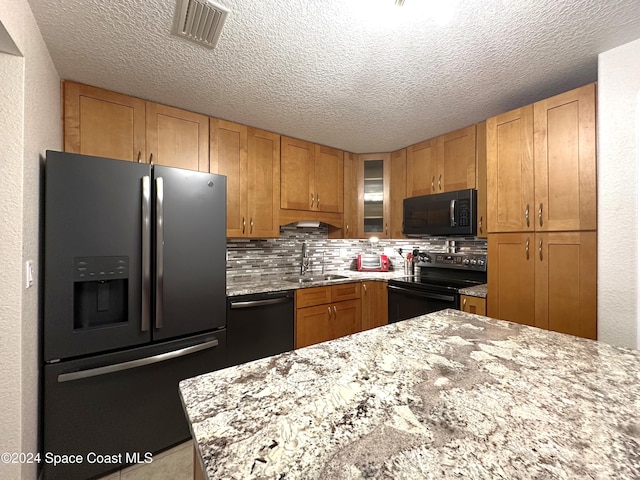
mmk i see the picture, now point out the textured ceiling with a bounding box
[28,0,640,153]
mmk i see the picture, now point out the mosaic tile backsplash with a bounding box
[227,225,487,280]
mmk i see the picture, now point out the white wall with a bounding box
[598,38,640,350]
[0,0,61,478]
[0,45,26,480]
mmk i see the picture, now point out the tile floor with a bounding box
[98,441,193,480]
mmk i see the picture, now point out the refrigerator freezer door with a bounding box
[44,151,152,362]
[152,166,227,340]
[42,330,227,480]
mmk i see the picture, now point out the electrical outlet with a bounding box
[25,260,34,289]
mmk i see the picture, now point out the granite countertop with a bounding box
[227,270,401,296]
[458,283,488,298]
[180,309,640,479]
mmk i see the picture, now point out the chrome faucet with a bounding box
[300,242,310,275]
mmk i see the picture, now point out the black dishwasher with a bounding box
[227,290,295,366]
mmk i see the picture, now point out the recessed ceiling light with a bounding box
[395,0,405,6]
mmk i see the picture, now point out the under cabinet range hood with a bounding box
[403,189,477,237]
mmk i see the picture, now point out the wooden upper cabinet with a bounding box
[476,121,488,238]
[406,125,476,197]
[280,137,344,213]
[246,128,281,237]
[406,138,438,196]
[440,124,476,192]
[146,102,209,172]
[534,231,596,339]
[211,120,280,238]
[533,83,597,232]
[342,152,359,238]
[314,145,344,213]
[487,83,596,234]
[64,82,209,171]
[280,136,316,211]
[210,119,247,237]
[63,81,146,162]
[389,148,407,238]
[487,233,536,327]
[487,105,535,233]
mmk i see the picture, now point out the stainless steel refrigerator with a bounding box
[42,151,227,480]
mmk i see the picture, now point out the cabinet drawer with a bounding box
[296,286,331,309]
[331,282,360,302]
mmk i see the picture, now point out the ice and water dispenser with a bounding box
[73,256,129,329]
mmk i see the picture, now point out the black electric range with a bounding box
[388,252,487,322]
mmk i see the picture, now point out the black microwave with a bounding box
[403,189,477,237]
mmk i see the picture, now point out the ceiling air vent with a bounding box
[173,0,230,49]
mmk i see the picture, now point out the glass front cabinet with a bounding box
[357,153,391,238]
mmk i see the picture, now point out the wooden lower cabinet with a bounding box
[294,282,365,348]
[296,299,361,349]
[361,281,388,330]
[460,295,486,316]
[534,232,597,339]
[488,232,596,339]
[487,233,536,326]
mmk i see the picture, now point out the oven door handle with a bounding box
[388,285,456,302]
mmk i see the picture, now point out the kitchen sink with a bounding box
[321,274,348,280]
[282,274,349,283]
[283,277,317,283]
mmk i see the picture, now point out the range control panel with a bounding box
[416,252,487,272]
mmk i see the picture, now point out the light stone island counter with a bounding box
[180,309,640,479]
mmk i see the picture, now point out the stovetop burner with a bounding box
[389,252,487,294]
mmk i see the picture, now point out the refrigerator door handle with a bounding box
[141,175,151,332]
[155,176,164,329]
[56,339,219,383]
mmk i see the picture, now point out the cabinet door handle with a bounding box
[317,193,320,208]
[479,216,483,234]
[310,193,314,207]
[242,217,245,234]
[346,224,349,235]
[250,218,254,234]
[385,223,388,236]
[539,239,543,261]
[525,204,530,227]
[333,305,337,317]
[149,153,154,165]
[327,306,332,318]
[538,203,543,227]
[438,174,442,190]
[431,176,435,191]
[462,298,467,309]
[137,151,142,163]
[525,238,530,260]
[362,283,367,293]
